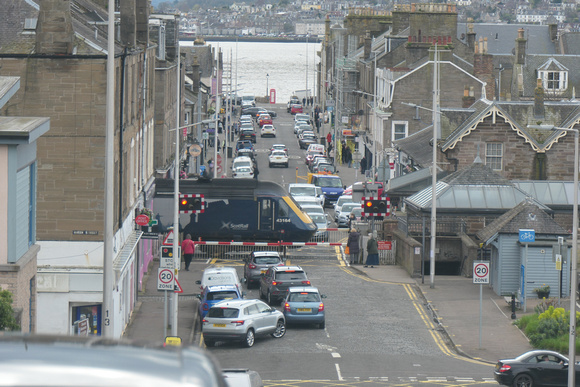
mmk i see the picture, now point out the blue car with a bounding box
[282,286,326,329]
[197,285,244,320]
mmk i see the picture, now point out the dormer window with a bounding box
[538,58,568,93]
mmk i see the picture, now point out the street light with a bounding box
[529,124,578,385]
[266,73,269,102]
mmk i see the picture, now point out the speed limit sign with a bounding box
[158,268,175,290]
[473,261,489,284]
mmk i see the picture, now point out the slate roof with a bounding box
[393,126,434,167]
[456,23,556,55]
[441,159,512,185]
[441,99,580,153]
[560,32,580,55]
[476,198,568,244]
[520,55,580,99]
[385,167,449,196]
[1,0,123,55]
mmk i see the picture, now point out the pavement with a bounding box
[123,103,544,365]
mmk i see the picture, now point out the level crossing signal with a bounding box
[361,196,390,217]
[179,194,205,214]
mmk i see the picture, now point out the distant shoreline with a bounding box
[179,35,322,43]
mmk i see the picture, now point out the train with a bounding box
[152,178,317,242]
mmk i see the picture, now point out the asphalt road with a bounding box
[201,106,498,386]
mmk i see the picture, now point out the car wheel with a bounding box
[259,285,265,300]
[269,163,272,168]
[512,374,534,387]
[267,291,274,305]
[271,319,286,338]
[243,329,255,347]
[204,339,215,347]
[319,320,325,329]
[285,163,288,168]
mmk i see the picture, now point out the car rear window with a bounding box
[275,271,307,280]
[288,292,320,302]
[207,291,239,301]
[254,256,281,264]
[208,307,239,318]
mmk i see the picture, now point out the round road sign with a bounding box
[189,144,202,157]
[158,268,175,290]
[473,261,489,284]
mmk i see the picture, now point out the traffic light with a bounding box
[361,197,390,216]
[179,194,205,214]
[161,246,174,259]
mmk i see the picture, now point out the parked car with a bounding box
[222,369,263,387]
[283,286,326,329]
[313,163,337,174]
[494,350,576,387]
[239,128,256,143]
[202,299,286,348]
[260,124,276,137]
[236,147,255,160]
[236,140,254,153]
[259,266,311,305]
[294,121,309,134]
[268,150,289,168]
[197,285,244,320]
[232,156,253,171]
[243,251,285,289]
[290,104,303,114]
[337,203,362,226]
[196,267,244,292]
[287,96,300,112]
[233,166,254,179]
[299,133,317,150]
[258,114,273,127]
[294,113,310,124]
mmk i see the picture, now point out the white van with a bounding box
[197,267,244,291]
[288,183,325,207]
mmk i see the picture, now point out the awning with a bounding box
[113,231,143,278]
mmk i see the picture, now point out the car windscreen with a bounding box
[208,307,239,318]
[308,214,326,223]
[254,256,281,264]
[288,292,320,302]
[318,177,343,188]
[207,291,239,301]
[342,203,360,212]
[290,187,315,196]
[275,271,307,280]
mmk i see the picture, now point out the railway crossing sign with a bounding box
[473,261,489,284]
[157,268,175,290]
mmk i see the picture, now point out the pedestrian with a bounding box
[303,97,306,106]
[345,147,352,167]
[253,161,259,180]
[364,231,379,268]
[326,132,332,145]
[347,227,361,265]
[360,156,367,173]
[181,234,195,271]
[310,96,313,106]
[217,138,221,153]
[208,159,214,175]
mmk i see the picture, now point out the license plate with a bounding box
[213,323,226,327]
[297,308,311,312]
[261,269,267,274]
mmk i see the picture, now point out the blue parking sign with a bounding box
[519,229,535,243]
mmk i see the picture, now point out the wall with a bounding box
[392,228,422,277]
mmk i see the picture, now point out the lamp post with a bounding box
[266,73,269,102]
[529,124,578,384]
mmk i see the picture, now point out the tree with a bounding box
[0,290,19,331]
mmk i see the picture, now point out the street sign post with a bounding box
[157,268,175,291]
[473,260,490,349]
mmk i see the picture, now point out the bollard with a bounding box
[511,292,517,320]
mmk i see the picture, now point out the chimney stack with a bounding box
[136,0,150,44]
[466,20,476,51]
[36,0,74,55]
[515,28,526,65]
[120,0,137,47]
[462,86,475,108]
[364,32,371,59]
[534,78,545,118]
[473,38,495,100]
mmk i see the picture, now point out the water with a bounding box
[180,40,321,103]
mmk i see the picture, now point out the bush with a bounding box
[0,290,19,331]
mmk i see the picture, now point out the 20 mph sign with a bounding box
[473,261,489,284]
[158,268,175,290]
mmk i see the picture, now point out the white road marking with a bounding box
[331,352,341,358]
[335,363,344,381]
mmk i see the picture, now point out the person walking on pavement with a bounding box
[360,156,367,173]
[365,230,379,268]
[181,234,195,271]
[347,228,361,265]
[253,160,259,180]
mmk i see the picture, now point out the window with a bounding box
[546,72,562,90]
[486,143,503,171]
[538,59,568,92]
[392,121,408,142]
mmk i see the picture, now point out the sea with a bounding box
[180,40,322,103]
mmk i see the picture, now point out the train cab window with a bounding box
[259,199,274,231]
[278,200,290,217]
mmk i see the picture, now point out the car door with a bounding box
[533,355,567,386]
[260,268,273,297]
[255,301,277,335]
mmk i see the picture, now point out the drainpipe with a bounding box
[118,47,128,228]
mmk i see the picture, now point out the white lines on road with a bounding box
[331,352,341,358]
[335,363,344,381]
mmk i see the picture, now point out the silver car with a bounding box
[243,251,285,289]
[202,299,286,348]
[336,202,361,226]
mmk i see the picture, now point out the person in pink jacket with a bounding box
[181,234,195,271]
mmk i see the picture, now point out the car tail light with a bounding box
[202,303,209,311]
[272,281,281,285]
[202,318,208,323]
[231,320,245,326]
[498,364,511,373]
[318,303,324,312]
[248,263,257,269]
[284,303,290,312]
[302,280,311,285]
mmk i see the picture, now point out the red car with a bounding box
[258,114,273,127]
[290,104,303,114]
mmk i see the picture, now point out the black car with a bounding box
[239,128,256,143]
[241,106,276,118]
[259,265,311,305]
[299,134,318,150]
[494,350,578,387]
